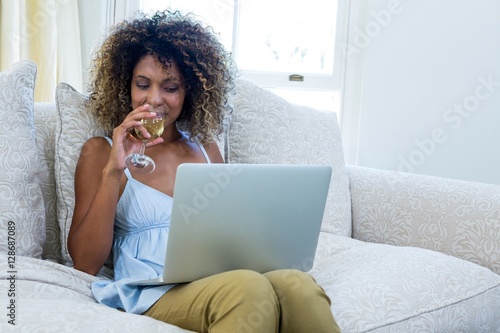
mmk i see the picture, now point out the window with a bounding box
[140,0,342,113]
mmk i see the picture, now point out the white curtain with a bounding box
[0,0,82,102]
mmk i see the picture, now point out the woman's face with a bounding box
[130,55,186,125]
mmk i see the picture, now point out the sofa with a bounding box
[1,60,499,332]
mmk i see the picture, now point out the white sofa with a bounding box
[1,60,499,332]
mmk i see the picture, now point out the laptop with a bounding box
[128,163,332,285]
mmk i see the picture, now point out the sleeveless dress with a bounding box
[91,136,211,314]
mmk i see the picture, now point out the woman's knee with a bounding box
[218,269,278,302]
[215,270,280,332]
[264,269,329,302]
[264,270,338,332]
[264,269,311,290]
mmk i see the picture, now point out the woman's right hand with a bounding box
[107,104,165,174]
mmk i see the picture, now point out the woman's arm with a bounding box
[69,104,160,275]
[68,137,122,275]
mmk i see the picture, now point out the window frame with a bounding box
[232,0,348,92]
[124,0,349,93]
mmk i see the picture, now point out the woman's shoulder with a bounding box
[78,136,112,161]
[86,136,111,143]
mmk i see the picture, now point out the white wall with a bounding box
[342,0,500,185]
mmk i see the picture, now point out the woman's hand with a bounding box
[107,104,165,173]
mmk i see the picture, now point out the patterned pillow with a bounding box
[34,102,61,262]
[227,79,352,236]
[0,60,46,258]
[54,83,106,266]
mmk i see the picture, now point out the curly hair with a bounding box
[87,10,237,144]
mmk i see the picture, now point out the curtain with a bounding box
[0,0,82,102]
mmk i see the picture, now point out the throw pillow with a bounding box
[34,102,61,262]
[0,60,46,258]
[54,83,106,266]
[227,79,352,236]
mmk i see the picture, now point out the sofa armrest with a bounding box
[347,165,500,275]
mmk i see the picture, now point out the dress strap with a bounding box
[196,140,211,164]
[103,136,113,146]
[123,168,133,179]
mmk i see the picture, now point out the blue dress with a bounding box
[91,136,211,314]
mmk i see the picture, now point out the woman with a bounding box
[68,10,340,333]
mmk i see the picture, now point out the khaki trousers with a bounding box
[143,269,340,333]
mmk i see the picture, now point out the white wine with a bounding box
[133,117,165,141]
[125,111,166,174]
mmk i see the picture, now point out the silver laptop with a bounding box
[128,163,332,285]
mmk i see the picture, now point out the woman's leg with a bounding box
[143,269,280,333]
[264,269,341,333]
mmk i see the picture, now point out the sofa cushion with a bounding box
[227,79,351,236]
[0,60,46,258]
[54,83,106,266]
[312,232,500,332]
[348,165,500,276]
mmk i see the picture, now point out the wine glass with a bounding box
[124,111,166,174]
